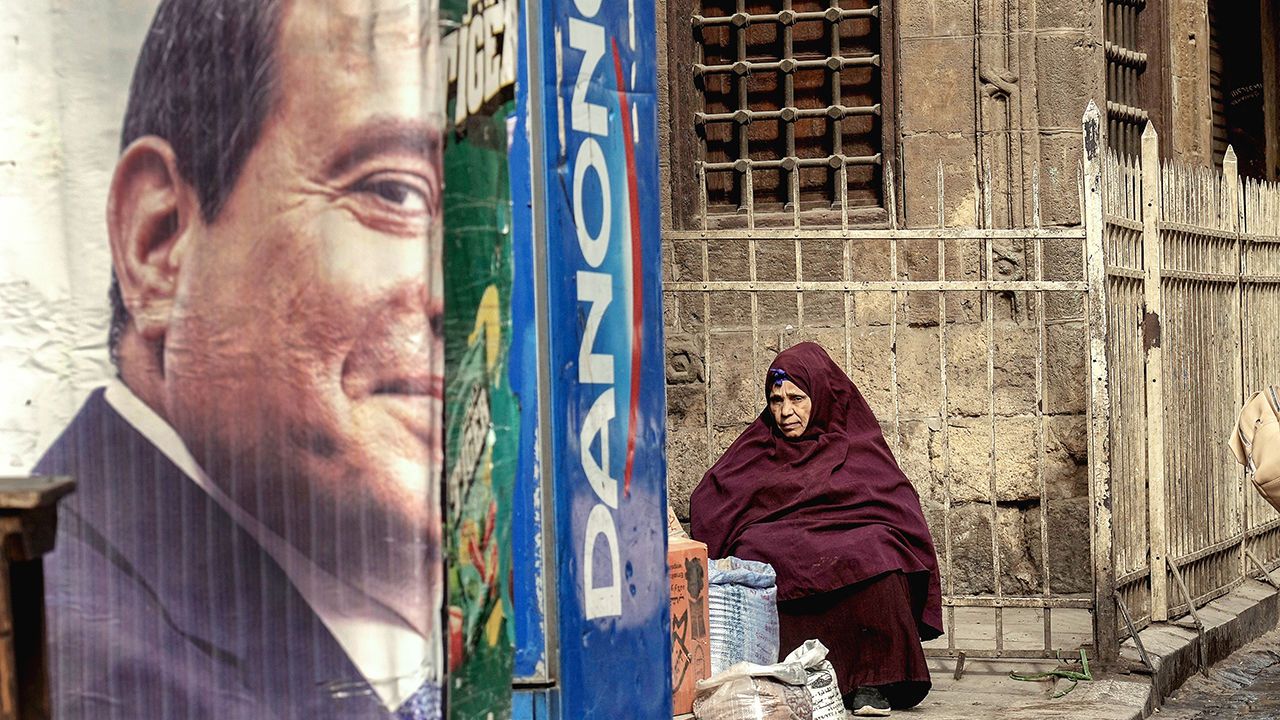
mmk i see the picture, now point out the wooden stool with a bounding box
[0,477,74,720]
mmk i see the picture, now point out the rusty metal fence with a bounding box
[665,141,1108,659]
[1098,112,1280,644]
[663,102,1280,665]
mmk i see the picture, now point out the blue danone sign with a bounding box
[533,0,670,713]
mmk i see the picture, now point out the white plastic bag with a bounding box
[783,640,843,720]
[692,660,812,720]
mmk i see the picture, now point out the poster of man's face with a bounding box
[128,0,445,629]
[11,0,446,717]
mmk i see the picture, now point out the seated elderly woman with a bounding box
[690,342,942,717]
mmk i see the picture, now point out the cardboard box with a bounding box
[669,537,710,715]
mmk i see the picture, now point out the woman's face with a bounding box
[768,379,812,438]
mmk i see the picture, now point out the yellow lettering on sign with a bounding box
[469,284,502,371]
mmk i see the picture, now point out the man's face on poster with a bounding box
[137,0,444,632]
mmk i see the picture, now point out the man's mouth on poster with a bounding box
[339,300,446,456]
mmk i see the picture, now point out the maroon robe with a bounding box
[690,342,943,641]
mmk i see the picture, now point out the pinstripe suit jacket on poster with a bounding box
[34,388,439,719]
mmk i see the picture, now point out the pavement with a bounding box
[905,657,1150,720]
[678,657,1153,719]
[679,579,1280,719]
[1153,628,1280,719]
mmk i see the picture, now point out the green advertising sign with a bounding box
[442,0,518,716]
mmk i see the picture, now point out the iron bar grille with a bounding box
[1104,0,1150,156]
[664,153,1102,660]
[693,0,885,221]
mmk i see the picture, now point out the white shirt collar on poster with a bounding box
[103,379,434,710]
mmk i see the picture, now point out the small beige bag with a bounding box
[1231,386,1280,511]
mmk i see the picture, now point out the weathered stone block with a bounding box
[1045,415,1088,499]
[1041,233,1084,283]
[899,240,942,326]
[674,290,706,331]
[1170,75,1211,165]
[1043,290,1084,322]
[999,507,1045,596]
[1009,21,1037,99]
[895,325,945,418]
[947,416,1040,503]
[666,331,706,385]
[1044,321,1087,414]
[707,238,750,281]
[1036,0,1092,30]
[993,288,1024,325]
[708,290,753,329]
[792,327,850,374]
[666,384,708,519]
[946,502,996,594]
[802,291,846,328]
[757,291,798,326]
[899,239,940,280]
[993,323,1040,413]
[711,423,748,462]
[1035,32,1097,131]
[801,239,845,282]
[944,503,1053,595]
[671,238,705,282]
[756,238,797,282]
[845,324,895,419]
[1046,496,1092,593]
[897,418,943,500]
[921,498,947,555]
[901,132,980,228]
[756,326,786,360]
[992,239,1029,281]
[945,239,984,281]
[899,0,975,38]
[853,291,897,327]
[1168,1,1212,165]
[905,291,941,328]
[850,239,892,281]
[944,321,1038,416]
[708,331,759,424]
[941,291,983,326]
[1037,133,1085,227]
[900,37,977,135]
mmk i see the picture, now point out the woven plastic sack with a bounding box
[708,557,780,675]
[692,660,812,720]
[783,640,843,720]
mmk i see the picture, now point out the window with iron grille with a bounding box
[1104,0,1153,156]
[676,0,891,227]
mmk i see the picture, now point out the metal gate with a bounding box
[665,134,1108,660]
[1097,106,1280,643]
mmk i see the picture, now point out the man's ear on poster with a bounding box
[107,136,200,343]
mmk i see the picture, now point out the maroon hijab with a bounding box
[690,342,942,639]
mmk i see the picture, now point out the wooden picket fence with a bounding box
[1091,107,1280,649]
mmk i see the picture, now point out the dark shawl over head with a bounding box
[690,342,943,640]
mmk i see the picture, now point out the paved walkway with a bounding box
[1154,628,1280,719]
[905,658,1149,720]
[909,607,1148,719]
[679,657,1152,719]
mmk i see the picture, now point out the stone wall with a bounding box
[659,0,1105,596]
